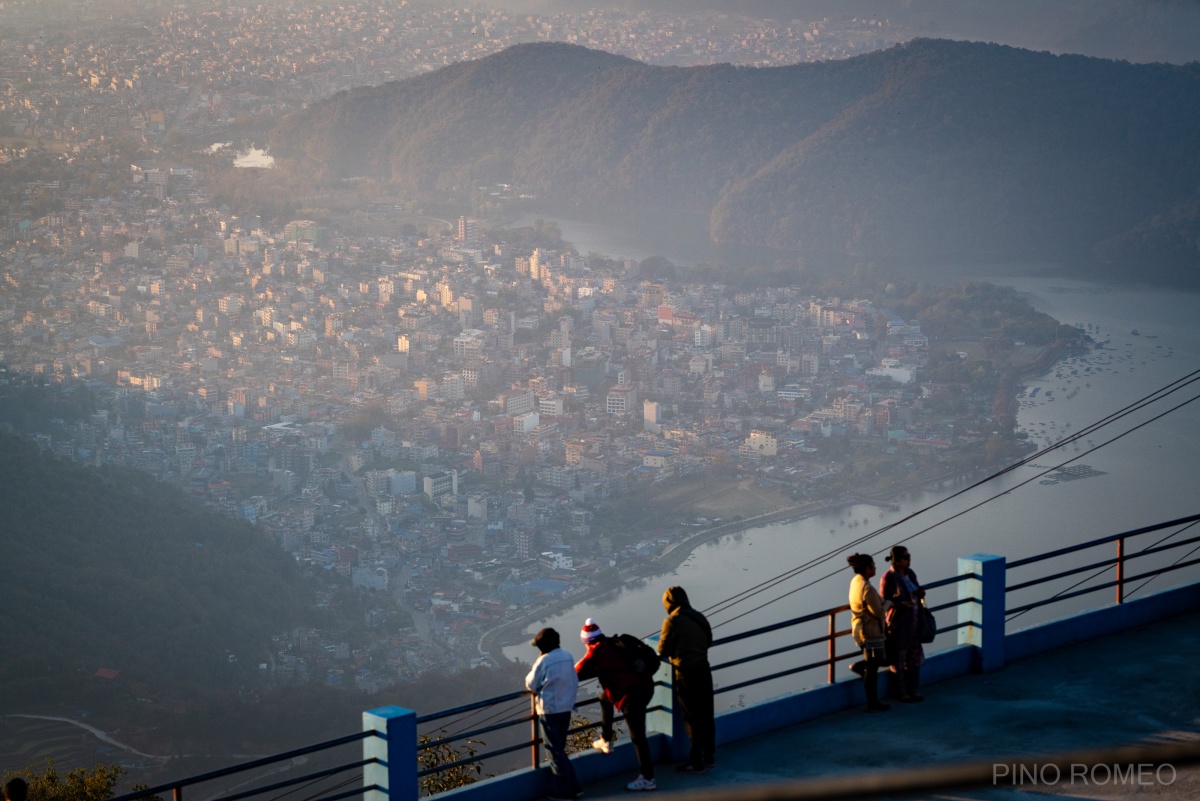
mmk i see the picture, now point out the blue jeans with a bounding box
[540,711,581,798]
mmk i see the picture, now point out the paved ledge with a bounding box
[583,612,1200,799]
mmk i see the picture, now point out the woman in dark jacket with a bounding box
[880,545,926,702]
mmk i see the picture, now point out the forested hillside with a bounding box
[270,39,1200,285]
[0,434,306,706]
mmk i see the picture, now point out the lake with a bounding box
[498,222,1200,703]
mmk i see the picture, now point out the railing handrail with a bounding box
[410,514,1200,781]
[1007,531,1200,593]
[416,689,530,725]
[127,512,1200,801]
[108,730,376,801]
[1007,513,1200,568]
[711,604,849,648]
[1006,555,1200,616]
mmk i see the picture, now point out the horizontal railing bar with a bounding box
[936,620,972,634]
[711,630,850,673]
[416,689,531,724]
[1007,556,1200,615]
[420,701,669,777]
[418,739,535,777]
[1125,533,1200,560]
[216,759,374,801]
[1007,533,1200,593]
[568,719,603,736]
[1007,513,1200,568]
[108,731,375,801]
[420,701,667,776]
[1006,555,1119,592]
[713,605,850,648]
[923,573,977,590]
[715,657,834,696]
[928,596,975,613]
[418,715,536,750]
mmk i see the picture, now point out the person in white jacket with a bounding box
[525,627,582,800]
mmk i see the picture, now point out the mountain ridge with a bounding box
[270,39,1200,284]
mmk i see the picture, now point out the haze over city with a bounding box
[1,0,1199,795]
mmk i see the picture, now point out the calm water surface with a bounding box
[497,229,1200,701]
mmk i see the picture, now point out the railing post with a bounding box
[1116,536,1125,604]
[364,705,417,801]
[530,695,541,770]
[958,554,1006,673]
[827,609,837,685]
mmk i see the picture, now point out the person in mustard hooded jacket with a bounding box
[657,585,715,773]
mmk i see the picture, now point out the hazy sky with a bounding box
[459,0,1200,64]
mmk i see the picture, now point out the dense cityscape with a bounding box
[0,2,1051,694]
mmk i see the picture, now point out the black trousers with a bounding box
[600,684,656,780]
[674,664,715,766]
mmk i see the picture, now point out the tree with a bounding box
[1,761,158,801]
[416,730,487,796]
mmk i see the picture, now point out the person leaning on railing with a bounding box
[525,627,583,801]
[846,553,891,712]
[575,618,658,792]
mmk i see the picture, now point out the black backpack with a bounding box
[611,633,661,678]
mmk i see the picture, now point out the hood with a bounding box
[663,585,690,613]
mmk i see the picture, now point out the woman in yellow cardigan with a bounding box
[847,553,890,712]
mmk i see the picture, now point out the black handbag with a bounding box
[917,602,937,644]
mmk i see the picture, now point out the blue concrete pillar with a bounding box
[364,705,417,801]
[957,553,1006,672]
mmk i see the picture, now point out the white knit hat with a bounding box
[580,617,603,644]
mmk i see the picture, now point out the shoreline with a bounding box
[479,337,1073,662]
[478,466,975,660]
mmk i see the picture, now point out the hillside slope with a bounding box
[0,434,306,706]
[270,40,1200,281]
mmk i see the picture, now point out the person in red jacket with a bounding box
[574,618,657,792]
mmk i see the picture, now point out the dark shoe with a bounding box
[910,692,925,702]
[675,763,706,774]
[899,695,918,704]
[703,756,715,767]
[867,702,891,712]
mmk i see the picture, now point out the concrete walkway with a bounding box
[584,612,1200,799]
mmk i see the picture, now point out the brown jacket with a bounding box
[658,586,713,669]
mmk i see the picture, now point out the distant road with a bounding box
[4,714,269,763]
[4,714,165,761]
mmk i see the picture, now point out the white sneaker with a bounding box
[626,776,656,792]
[592,737,613,755]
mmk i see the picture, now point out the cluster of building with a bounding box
[0,0,903,149]
[0,2,964,690]
[1,157,980,686]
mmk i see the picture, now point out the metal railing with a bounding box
[109,731,379,801]
[1005,512,1200,618]
[413,680,665,781]
[121,512,1200,801]
[408,572,980,781]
